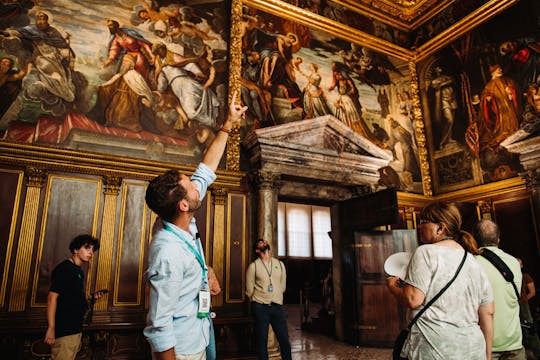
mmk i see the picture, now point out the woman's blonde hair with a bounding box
[420,202,480,255]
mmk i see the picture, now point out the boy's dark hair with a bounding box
[145,170,187,222]
[69,234,100,253]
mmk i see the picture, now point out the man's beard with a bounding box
[258,244,270,252]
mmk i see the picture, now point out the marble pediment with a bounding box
[242,115,392,186]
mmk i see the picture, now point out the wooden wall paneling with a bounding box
[226,193,247,303]
[9,167,47,312]
[0,169,23,308]
[31,175,102,307]
[114,180,148,306]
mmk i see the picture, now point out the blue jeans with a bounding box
[252,302,292,360]
[206,317,216,360]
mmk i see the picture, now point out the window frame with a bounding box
[277,201,332,260]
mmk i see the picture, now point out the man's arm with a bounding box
[478,301,494,360]
[245,262,255,300]
[280,261,287,293]
[201,90,247,172]
[44,291,59,345]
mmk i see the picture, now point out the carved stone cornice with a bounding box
[408,60,432,196]
[103,175,122,195]
[521,170,540,190]
[25,167,47,188]
[351,185,373,197]
[212,188,227,205]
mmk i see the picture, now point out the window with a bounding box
[277,202,332,259]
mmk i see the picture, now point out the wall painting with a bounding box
[1,0,230,166]
[418,0,540,191]
[240,5,423,193]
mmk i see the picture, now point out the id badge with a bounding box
[268,284,273,292]
[197,289,210,318]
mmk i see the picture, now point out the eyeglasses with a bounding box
[418,219,433,224]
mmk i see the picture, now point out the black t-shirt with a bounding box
[50,259,88,338]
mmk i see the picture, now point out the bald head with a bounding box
[473,219,500,247]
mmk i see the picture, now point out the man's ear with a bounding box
[178,198,189,212]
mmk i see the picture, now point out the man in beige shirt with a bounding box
[246,239,291,360]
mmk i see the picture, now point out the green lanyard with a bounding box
[164,222,208,282]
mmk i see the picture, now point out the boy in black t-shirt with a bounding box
[44,234,100,360]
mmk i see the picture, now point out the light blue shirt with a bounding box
[144,163,216,354]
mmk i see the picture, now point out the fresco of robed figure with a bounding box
[240,6,423,193]
[0,0,230,165]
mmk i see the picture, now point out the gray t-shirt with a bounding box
[403,245,493,359]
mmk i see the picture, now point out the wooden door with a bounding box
[352,230,417,346]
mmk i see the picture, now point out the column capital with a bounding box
[477,200,492,220]
[522,170,540,190]
[211,187,227,205]
[103,175,122,195]
[253,170,280,190]
[25,166,47,188]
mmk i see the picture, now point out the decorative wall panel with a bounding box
[114,180,148,306]
[32,175,101,306]
[0,169,23,308]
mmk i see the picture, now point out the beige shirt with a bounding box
[246,257,286,305]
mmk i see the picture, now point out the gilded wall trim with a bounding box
[408,60,432,196]
[211,188,227,307]
[1,169,23,308]
[203,192,212,261]
[436,177,527,203]
[415,0,519,61]
[226,0,243,171]
[0,142,244,188]
[8,167,47,311]
[94,176,122,311]
[244,0,412,61]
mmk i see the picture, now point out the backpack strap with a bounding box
[480,248,520,299]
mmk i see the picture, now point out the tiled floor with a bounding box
[285,305,392,360]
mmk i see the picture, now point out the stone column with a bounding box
[254,170,281,359]
[94,176,122,311]
[255,170,280,251]
[9,167,47,311]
